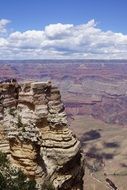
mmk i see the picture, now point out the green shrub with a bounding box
[0,151,37,190]
[41,180,55,190]
[9,108,15,117]
[17,115,23,128]
[0,151,9,167]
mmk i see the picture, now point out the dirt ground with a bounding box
[69,115,127,190]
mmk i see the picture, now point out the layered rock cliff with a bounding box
[65,93,127,125]
[0,79,84,190]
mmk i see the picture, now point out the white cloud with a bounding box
[0,19,127,59]
[0,19,10,33]
[45,23,73,38]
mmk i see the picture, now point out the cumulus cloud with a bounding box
[0,19,127,59]
[45,23,73,39]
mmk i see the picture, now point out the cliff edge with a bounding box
[0,79,84,190]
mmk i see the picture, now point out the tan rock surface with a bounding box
[0,80,84,190]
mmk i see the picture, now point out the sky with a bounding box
[0,0,127,59]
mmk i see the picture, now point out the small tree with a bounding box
[0,151,37,190]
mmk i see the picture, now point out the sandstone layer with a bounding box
[0,80,84,190]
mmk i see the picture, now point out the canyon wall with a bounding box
[65,93,127,125]
[1,61,127,125]
[0,80,84,190]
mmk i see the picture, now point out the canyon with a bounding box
[1,60,127,125]
[1,60,127,189]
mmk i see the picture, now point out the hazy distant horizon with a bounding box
[0,59,127,63]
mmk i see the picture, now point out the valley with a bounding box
[1,59,127,189]
[1,60,127,125]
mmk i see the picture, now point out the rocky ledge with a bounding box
[0,79,84,190]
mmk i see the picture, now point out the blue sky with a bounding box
[0,0,127,59]
[0,0,127,33]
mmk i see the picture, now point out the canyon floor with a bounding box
[69,115,127,190]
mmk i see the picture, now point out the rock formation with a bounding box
[2,61,127,125]
[0,79,84,190]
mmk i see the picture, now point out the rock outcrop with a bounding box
[0,80,84,190]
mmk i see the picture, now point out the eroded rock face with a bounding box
[0,80,19,153]
[0,80,84,190]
